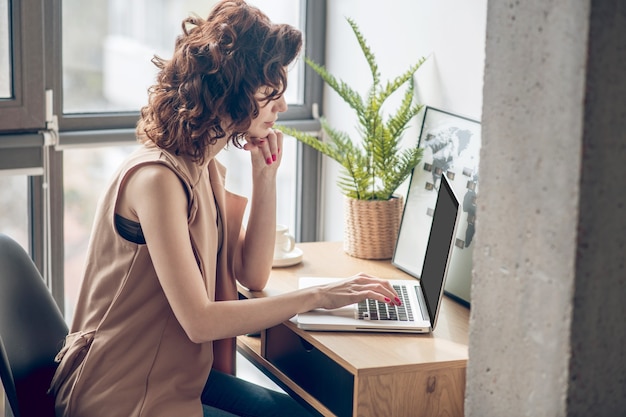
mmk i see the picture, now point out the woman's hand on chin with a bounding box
[244,129,283,173]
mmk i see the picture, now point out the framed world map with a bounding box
[393,106,481,306]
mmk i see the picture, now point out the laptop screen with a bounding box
[421,175,460,322]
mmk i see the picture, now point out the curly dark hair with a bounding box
[136,0,303,163]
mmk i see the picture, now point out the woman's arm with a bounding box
[120,163,399,344]
[166,274,399,344]
[233,129,283,291]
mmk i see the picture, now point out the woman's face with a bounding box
[247,88,288,140]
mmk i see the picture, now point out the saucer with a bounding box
[272,247,303,268]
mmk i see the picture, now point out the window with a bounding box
[0,174,29,249]
[0,0,11,98]
[0,0,48,288]
[0,0,325,315]
[0,0,45,131]
[62,0,305,114]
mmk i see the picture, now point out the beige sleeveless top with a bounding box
[49,144,247,417]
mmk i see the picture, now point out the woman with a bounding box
[49,1,401,416]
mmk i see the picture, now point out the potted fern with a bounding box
[280,17,425,259]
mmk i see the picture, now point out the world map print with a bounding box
[393,107,480,306]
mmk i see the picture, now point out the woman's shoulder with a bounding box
[120,144,187,181]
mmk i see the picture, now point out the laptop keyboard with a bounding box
[356,284,414,321]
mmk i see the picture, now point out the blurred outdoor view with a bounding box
[62,0,303,113]
[0,175,28,248]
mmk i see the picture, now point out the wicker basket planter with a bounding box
[343,195,404,260]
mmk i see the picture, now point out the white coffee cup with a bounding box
[274,224,295,259]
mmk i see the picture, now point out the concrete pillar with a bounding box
[466,0,626,416]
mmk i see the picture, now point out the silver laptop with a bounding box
[296,174,461,333]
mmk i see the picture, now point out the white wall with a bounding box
[319,0,487,241]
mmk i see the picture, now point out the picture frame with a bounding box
[393,107,481,306]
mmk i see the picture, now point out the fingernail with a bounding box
[395,297,402,305]
[266,157,272,165]
[272,154,277,161]
[384,297,391,303]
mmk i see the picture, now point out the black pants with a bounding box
[201,370,314,417]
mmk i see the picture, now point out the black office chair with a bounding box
[0,234,68,417]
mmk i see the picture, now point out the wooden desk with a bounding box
[237,242,469,417]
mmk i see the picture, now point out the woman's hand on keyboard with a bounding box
[314,272,401,310]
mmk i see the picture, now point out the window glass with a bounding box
[0,0,11,98]
[62,0,303,114]
[0,174,29,250]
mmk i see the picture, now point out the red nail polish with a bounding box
[272,154,276,161]
[395,297,402,305]
[384,297,391,303]
[266,157,272,165]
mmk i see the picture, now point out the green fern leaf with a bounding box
[284,17,426,201]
